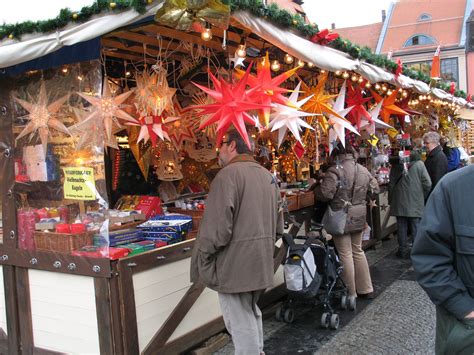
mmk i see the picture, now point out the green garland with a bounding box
[0,0,468,100]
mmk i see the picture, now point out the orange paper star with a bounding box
[370,89,409,123]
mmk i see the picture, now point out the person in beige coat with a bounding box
[191,130,283,355]
[315,144,379,298]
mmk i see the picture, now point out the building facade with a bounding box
[267,0,308,22]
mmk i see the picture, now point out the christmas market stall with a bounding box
[0,1,473,353]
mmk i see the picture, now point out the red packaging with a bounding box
[55,223,71,233]
[135,196,162,218]
[35,208,49,220]
[70,223,86,234]
[58,206,69,223]
[108,247,130,260]
[154,241,168,248]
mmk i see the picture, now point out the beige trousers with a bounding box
[332,231,373,296]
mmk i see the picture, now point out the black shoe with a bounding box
[357,292,375,299]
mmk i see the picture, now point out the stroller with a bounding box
[275,221,356,330]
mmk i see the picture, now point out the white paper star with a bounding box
[15,81,70,154]
[326,81,359,154]
[229,55,246,68]
[360,101,393,135]
[73,81,138,149]
[268,81,317,147]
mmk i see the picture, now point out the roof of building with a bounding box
[336,22,383,51]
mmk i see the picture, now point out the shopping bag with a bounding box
[322,205,347,235]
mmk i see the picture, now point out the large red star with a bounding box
[235,52,299,126]
[191,64,271,148]
[346,81,372,129]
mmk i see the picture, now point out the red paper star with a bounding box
[346,81,372,129]
[310,29,339,45]
[395,58,403,78]
[192,64,271,148]
[235,52,299,126]
[370,89,409,124]
[165,100,196,150]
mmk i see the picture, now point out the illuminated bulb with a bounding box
[201,28,212,41]
[427,95,431,100]
[387,90,393,95]
[270,60,281,72]
[382,85,387,91]
[320,69,326,73]
[365,82,372,88]
[375,83,381,90]
[125,71,131,77]
[342,72,350,79]
[419,95,423,100]
[335,70,341,76]
[236,44,246,58]
[72,13,78,20]
[297,59,305,67]
[351,75,358,82]
[398,88,403,92]
[62,68,68,74]
[308,62,314,68]
[402,91,408,97]
[426,105,429,109]
[358,77,364,83]
[284,54,294,64]
[77,75,84,81]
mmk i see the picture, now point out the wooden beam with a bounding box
[15,267,34,353]
[142,282,206,354]
[102,38,184,63]
[117,261,139,354]
[94,277,115,354]
[3,266,20,354]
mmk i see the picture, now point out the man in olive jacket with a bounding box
[412,165,474,354]
[191,130,283,355]
[389,151,431,258]
[423,131,448,192]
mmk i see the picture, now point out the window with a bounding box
[405,58,459,85]
[418,13,432,22]
[403,34,437,47]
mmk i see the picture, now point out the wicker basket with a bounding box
[34,231,94,253]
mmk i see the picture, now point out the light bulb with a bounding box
[236,44,246,58]
[365,82,372,88]
[308,62,314,68]
[297,59,305,67]
[351,75,358,82]
[342,72,349,79]
[382,85,387,91]
[375,84,381,90]
[62,68,68,74]
[358,77,364,83]
[201,28,212,41]
[284,53,294,64]
[335,70,341,76]
[125,71,131,77]
[271,60,281,72]
[387,90,393,95]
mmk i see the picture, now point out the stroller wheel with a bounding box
[283,308,295,323]
[340,295,347,310]
[330,314,340,330]
[348,295,357,311]
[320,312,330,329]
[275,305,284,321]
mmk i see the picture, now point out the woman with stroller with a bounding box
[314,143,379,299]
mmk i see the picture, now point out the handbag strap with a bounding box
[350,163,358,204]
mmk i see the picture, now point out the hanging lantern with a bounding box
[156,144,183,181]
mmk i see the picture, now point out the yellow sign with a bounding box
[368,134,379,147]
[387,128,398,138]
[63,167,96,200]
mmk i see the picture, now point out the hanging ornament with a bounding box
[268,81,317,147]
[156,144,183,181]
[192,91,217,138]
[71,106,103,151]
[130,112,179,147]
[326,81,359,154]
[154,0,230,31]
[72,80,138,149]
[134,69,177,116]
[128,126,153,180]
[191,63,271,148]
[235,52,300,126]
[346,81,372,129]
[360,101,393,135]
[176,157,212,193]
[370,89,408,124]
[301,72,346,132]
[14,81,71,154]
[395,58,403,78]
[184,130,217,162]
[165,99,196,150]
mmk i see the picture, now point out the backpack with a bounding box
[283,235,321,298]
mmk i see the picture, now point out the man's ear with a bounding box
[229,140,237,152]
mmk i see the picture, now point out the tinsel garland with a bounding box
[0,0,469,99]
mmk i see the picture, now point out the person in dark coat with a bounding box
[389,150,431,258]
[423,131,448,191]
[412,165,474,354]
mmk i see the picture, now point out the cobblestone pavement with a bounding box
[213,237,436,355]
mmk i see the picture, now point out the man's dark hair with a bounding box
[226,129,254,154]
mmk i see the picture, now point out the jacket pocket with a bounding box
[197,252,218,287]
[455,225,474,289]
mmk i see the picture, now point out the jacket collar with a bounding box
[227,154,257,166]
[428,145,442,157]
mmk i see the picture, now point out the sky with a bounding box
[1,0,395,28]
[303,0,395,29]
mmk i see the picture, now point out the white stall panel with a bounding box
[29,270,100,354]
[0,265,7,336]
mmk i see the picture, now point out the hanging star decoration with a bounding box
[128,125,152,180]
[360,101,393,135]
[165,100,196,151]
[412,115,429,131]
[345,81,372,130]
[134,69,177,116]
[72,80,138,149]
[191,91,217,138]
[258,145,271,159]
[14,81,71,154]
[398,97,423,117]
[268,81,317,147]
[131,111,180,147]
[235,52,300,126]
[370,89,408,124]
[326,81,359,154]
[71,106,102,150]
[191,63,271,148]
[301,72,346,132]
[229,54,245,68]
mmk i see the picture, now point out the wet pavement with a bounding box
[214,237,436,354]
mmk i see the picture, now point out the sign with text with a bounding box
[63,167,96,200]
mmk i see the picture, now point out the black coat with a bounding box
[424,145,448,190]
